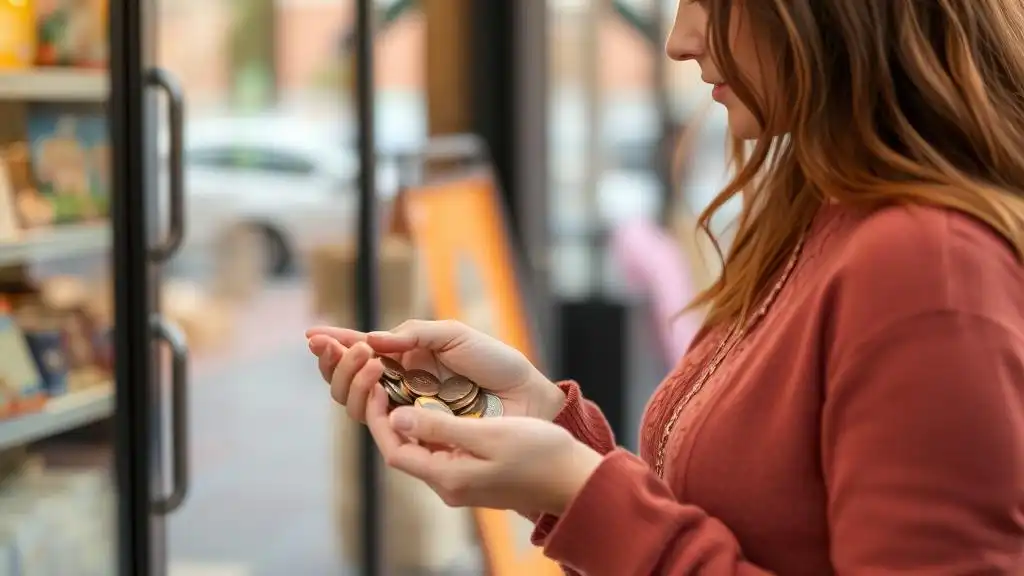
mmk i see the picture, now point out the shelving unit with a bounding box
[0,67,113,452]
[0,384,113,452]
[0,222,110,266]
[0,68,106,102]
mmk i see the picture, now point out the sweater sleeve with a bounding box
[535,311,1024,575]
[550,380,617,454]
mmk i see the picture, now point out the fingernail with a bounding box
[368,331,390,339]
[391,409,414,432]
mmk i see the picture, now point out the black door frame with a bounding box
[111,0,157,573]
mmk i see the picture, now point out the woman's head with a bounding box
[672,0,1024,325]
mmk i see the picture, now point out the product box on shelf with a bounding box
[36,0,109,68]
[0,298,44,417]
[39,275,109,390]
[24,107,110,227]
[0,274,111,406]
[0,160,20,241]
[14,303,70,398]
[1,143,50,230]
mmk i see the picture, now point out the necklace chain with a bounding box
[654,231,809,478]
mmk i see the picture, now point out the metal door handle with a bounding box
[146,68,186,262]
[150,315,190,514]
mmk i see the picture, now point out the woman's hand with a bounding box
[306,320,566,423]
[364,385,603,515]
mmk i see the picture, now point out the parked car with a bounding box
[165,116,402,278]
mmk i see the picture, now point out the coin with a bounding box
[380,357,405,382]
[456,392,486,418]
[415,396,454,415]
[482,393,504,418]
[438,376,476,404]
[404,370,441,397]
[383,379,414,405]
[399,379,417,400]
[446,384,480,413]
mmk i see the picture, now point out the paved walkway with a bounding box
[167,283,347,575]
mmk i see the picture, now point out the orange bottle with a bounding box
[0,0,35,70]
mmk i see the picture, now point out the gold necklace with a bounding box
[654,231,808,478]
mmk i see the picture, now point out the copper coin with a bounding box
[447,385,479,412]
[456,392,486,417]
[415,396,454,415]
[400,379,417,399]
[482,393,504,418]
[404,370,441,397]
[379,357,406,382]
[438,376,476,404]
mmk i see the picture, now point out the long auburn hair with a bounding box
[689,0,1024,327]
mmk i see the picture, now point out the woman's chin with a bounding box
[725,109,763,140]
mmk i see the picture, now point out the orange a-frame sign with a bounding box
[400,175,562,576]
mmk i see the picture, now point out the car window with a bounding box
[251,150,316,176]
[186,146,317,176]
[187,147,235,169]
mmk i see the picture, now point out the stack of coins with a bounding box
[379,357,504,418]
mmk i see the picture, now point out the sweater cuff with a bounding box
[542,449,651,572]
[552,380,583,426]
[552,380,604,449]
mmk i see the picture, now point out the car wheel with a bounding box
[257,225,292,278]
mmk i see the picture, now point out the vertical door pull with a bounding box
[146,68,186,263]
[150,315,190,514]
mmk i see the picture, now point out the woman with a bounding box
[308,0,1024,573]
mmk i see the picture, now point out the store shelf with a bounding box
[0,68,107,102]
[0,223,110,266]
[0,385,114,451]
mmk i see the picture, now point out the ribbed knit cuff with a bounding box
[552,380,610,452]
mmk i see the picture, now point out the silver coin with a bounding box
[482,393,504,418]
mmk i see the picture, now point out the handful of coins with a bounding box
[379,357,504,418]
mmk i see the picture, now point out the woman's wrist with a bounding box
[543,440,604,515]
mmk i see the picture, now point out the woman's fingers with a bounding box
[368,397,482,492]
[330,342,373,407]
[389,406,497,456]
[310,336,346,383]
[367,319,468,354]
[306,326,369,347]
[346,354,385,422]
[366,385,407,454]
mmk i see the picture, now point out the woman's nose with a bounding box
[666,2,706,62]
[665,37,700,62]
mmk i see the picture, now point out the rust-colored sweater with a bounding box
[533,205,1024,575]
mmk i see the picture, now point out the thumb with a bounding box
[389,406,496,455]
[367,319,467,354]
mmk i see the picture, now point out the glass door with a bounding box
[0,0,179,574]
[151,0,425,574]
